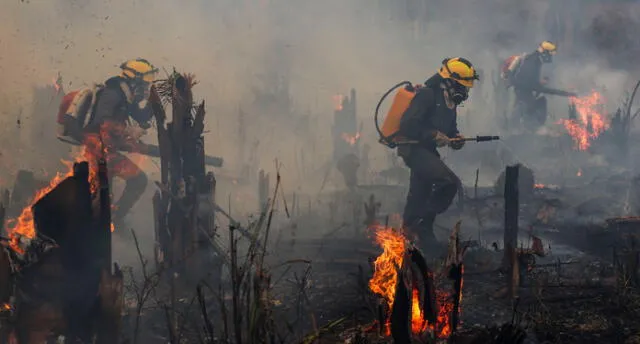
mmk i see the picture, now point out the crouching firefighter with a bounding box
[57,58,159,228]
[375,57,479,246]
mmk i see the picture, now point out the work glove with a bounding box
[433,131,450,148]
[449,134,465,150]
[125,126,147,140]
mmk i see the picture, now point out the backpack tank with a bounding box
[376,82,420,148]
[56,85,102,139]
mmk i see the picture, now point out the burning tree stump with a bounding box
[150,71,221,287]
[368,227,458,343]
[6,159,121,343]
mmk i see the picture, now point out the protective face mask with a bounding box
[448,82,469,105]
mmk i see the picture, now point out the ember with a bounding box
[333,94,345,112]
[368,226,456,338]
[341,132,361,145]
[558,90,608,151]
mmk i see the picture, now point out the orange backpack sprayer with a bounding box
[375,81,421,148]
[375,81,501,148]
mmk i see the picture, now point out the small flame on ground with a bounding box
[557,90,608,151]
[577,168,582,177]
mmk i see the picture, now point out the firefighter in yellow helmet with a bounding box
[397,57,478,247]
[506,41,576,129]
[82,58,158,228]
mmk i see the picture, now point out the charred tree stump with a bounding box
[150,72,220,289]
[503,165,520,299]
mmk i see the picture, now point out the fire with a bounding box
[341,132,361,145]
[5,133,109,254]
[333,94,345,112]
[411,288,427,333]
[557,90,608,151]
[577,168,582,177]
[368,226,456,338]
[369,227,405,310]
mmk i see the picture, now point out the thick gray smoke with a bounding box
[1,0,639,261]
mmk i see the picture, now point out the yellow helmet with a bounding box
[438,57,479,88]
[119,58,158,83]
[537,41,557,55]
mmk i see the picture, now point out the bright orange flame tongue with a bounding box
[368,227,406,311]
[558,90,608,151]
[5,134,103,254]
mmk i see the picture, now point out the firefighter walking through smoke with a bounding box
[57,58,158,228]
[396,57,478,246]
[502,41,576,129]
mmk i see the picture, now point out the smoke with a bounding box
[2,0,639,260]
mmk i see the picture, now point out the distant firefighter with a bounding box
[57,58,159,228]
[502,41,576,129]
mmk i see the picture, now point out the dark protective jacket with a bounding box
[511,52,545,93]
[84,77,152,149]
[398,73,459,153]
[84,77,131,134]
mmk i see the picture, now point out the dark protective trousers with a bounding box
[400,146,461,244]
[514,88,548,128]
[107,151,148,223]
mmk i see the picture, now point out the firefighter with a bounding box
[73,58,158,227]
[397,57,478,246]
[507,41,575,128]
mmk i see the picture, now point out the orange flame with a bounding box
[341,132,361,146]
[5,133,110,254]
[368,226,456,338]
[558,90,608,151]
[369,227,405,311]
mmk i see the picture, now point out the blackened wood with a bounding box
[95,264,124,344]
[409,247,436,324]
[32,166,96,342]
[503,165,520,297]
[152,190,168,269]
[96,159,112,271]
[449,263,464,340]
[0,244,10,343]
[390,267,412,344]
[150,87,170,186]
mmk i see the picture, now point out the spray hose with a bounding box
[374,81,412,148]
